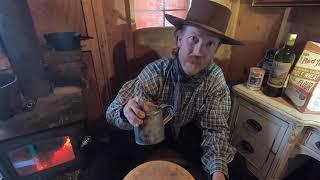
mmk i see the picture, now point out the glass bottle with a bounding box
[260,48,278,87]
[263,33,297,97]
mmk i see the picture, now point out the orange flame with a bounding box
[35,137,75,171]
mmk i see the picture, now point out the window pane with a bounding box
[165,10,188,26]
[165,0,190,10]
[135,0,163,10]
[135,11,164,29]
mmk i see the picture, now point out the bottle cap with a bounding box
[286,33,298,46]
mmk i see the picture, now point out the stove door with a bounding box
[7,136,75,177]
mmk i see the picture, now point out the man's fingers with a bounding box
[127,109,143,127]
[133,96,157,113]
[124,104,143,127]
[143,101,157,113]
[129,100,145,119]
[135,96,144,109]
[123,96,159,127]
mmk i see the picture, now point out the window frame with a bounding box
[134,0,191,28]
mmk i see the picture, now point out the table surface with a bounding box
[124,160,195,180]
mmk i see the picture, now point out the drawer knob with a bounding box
[315,141,320,150]
[238,140,254,154]
[246,119,262,132]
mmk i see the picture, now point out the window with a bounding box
[134,0,191,29]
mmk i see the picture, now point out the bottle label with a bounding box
[268,61,291,88]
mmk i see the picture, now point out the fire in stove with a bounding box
[8,136,76,176]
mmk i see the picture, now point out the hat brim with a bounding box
[165,14,244,46]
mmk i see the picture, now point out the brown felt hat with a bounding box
[165,0,244,45]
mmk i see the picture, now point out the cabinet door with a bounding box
[302,128,320,157]
[231,100,288,177]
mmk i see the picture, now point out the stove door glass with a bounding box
[7,136,75,176]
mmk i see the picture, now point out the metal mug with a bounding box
[134,104,174,145]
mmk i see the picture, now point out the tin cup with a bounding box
[247,67,265,91]
[134,104,174,145]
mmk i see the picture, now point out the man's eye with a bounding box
[207,41,214,47]
[190,36,198,43]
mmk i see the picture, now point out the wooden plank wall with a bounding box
[226,1,320,82]
[81,0,114,111]
[102,0,135,97]
[27,0,87,43]
[27,0,104,120]
[27,0,135,119]
[288,7,320,56]
[226,0,285,81]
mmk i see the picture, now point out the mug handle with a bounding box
[159,104,174,125]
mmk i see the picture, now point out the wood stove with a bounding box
[0,122,83,180]
[0,87,87,180]
[0,1,89,179]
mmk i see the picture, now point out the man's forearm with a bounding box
[202,152,229,178]
[201,128,235,179]
[106,97,133,130]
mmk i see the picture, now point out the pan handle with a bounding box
[79,36,93,40]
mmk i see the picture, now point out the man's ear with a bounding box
[175,30,182,48]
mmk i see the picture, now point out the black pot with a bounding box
[44,32,92,51]
[0,73,20,120]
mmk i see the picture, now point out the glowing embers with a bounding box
[8,136,75,176]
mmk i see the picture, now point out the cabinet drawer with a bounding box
[232,133,274,169]
[231,101,288,169]
[303,129,320,155]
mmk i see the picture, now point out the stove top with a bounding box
[0,86,86,142]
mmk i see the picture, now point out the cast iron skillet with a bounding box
[44,32,93,51]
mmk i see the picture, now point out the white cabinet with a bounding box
[230,84,320,180]
[231,101,288,178]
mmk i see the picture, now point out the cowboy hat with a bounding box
[165,0,244,45]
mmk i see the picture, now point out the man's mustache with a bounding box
[188,54,203,58]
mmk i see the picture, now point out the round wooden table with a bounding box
[124,160,195,180]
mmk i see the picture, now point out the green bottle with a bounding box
[263,33,297,97]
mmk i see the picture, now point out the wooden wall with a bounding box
[225,0,285,81]
[27,0,134,119]
[27,0,87,43]
[288,7,320,56]
[27,0,103,120]
[102,0,134,96]
[225,1,320,82]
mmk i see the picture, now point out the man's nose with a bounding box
[192,42,204,56]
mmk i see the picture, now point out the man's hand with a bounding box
[212,172,225,180]
[123,96,156,127]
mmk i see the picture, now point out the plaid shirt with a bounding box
[106,58,236,177]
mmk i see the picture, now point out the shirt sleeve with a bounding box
[106,61,162,130]
[200,67,236,178]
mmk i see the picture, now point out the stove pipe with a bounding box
[0,0,50,98]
